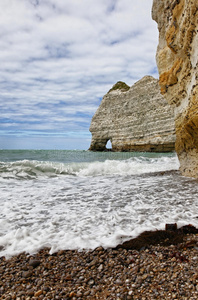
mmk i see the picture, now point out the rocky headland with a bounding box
[1,2,198,300]
[89,76,176,152]
[152,0,198,177]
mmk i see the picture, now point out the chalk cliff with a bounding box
[89,76,175,152]
[152,0,198,177]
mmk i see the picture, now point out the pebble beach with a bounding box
[1,230,198,300]
[1,151,198,299]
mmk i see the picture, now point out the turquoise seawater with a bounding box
[0,149,175,163]
[0,150,198,257]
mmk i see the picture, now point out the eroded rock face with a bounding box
[152,0,198,177]
[89,76,175,152]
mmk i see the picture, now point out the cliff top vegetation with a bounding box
[108,81,130,93]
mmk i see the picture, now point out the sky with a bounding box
[0,0,159,150]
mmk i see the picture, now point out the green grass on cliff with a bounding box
[108,81,130,93]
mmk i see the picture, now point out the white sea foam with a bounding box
[0,153,198,258]
[0,155,180,179]
[77,156,180,176]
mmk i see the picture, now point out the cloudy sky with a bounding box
[0,0,159,150]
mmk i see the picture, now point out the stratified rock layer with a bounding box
[89,76,175,152]
[152,0,198,177]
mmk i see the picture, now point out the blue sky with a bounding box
[0,0,158,150]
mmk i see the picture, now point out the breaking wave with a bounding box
[1,151,198,258]
[0,156,180,179]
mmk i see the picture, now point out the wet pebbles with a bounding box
[0,233,198,299]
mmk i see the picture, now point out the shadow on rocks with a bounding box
[115,224,198,251]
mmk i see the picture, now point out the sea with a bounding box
[0,149,198,258]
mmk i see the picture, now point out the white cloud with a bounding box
[0,0,158,149]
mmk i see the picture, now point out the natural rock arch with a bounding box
[89,76,176,152]
[88,137,112,151]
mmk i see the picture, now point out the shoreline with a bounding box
[1,225,198,299]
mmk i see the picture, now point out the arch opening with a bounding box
[106,139,112,150]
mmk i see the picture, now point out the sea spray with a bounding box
[0,155,179,179]
[0,150,198,258]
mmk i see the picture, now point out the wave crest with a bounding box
[0,160,75,179]
[0,156,179,180]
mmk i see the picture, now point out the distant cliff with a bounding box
[89,76,175,152]
[152,0,198,177]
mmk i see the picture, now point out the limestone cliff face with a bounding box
[152,0,198,177]
[89,76,175,152]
